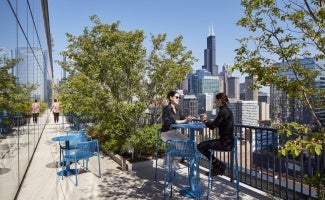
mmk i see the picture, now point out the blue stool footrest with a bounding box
[207,135,240,199]
[164,139,203,199]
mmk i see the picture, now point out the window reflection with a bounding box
[0,1,52,199]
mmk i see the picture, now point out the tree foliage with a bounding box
[234,1,325,194]
[0,51,35,116]
[234,0,325,157]
[0,53,19,111]
[146,33,197,124]
[57,15,196,152]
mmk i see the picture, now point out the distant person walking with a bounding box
[31,99,40,124]
[51,99,60,123]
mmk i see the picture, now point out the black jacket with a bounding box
[205,105,234,142]
[161,104,185,132]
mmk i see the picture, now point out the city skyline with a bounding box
[49,1,245,76]
[48,1,270,93]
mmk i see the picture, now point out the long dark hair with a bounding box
[216,92,229,105]
[166,91,178,101]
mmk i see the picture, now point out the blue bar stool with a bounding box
[155,128,190,181]
[207,134,240,199]
[163,139,200,199]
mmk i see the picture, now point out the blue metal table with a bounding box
[171,122,205,141]
[171,122,206,198]
[52,134,80,176]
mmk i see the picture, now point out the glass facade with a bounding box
[0,1,52,199]
[270,58,325,126]
[198,76,221,94]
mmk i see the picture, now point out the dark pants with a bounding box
[32,113,39,124]
[53,112,59,123]
[197,139,233,162]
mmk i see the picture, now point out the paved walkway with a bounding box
[16,116,269,200]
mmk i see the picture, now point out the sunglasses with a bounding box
[175,96,181,99]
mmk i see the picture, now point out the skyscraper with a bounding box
[228,99,259,126]
[270,57,325,127]
[228,76,240,100]
[219,64,232,95]
[245,76,258,101]
[15,47,50,102]
[181,94,198,117]
[202,26,218,76]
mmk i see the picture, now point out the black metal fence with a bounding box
[186,124,324,199]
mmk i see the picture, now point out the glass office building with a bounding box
[0,1,53,199]
[15,47,50,102]
[270,58,325,127]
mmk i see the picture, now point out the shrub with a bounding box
[124,124,162,159]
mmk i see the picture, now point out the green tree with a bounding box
[234,0,324,197]
[57,15,196,153]
[0,52,19,111]
[10,83,37,116]
[0,51,35,116]
[146,33,197,124]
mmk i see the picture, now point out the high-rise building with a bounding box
[239,82,246,100]
[15,47,50,102]
[188,73,197,95]
[190,69,221,95]
[228,77,240,100]
[219,64,233,95]
[258,92,270,104]
[259,102,270,121]
[245,76,258,101]
[202,26,218,76]
[228,100,259,126]
[181,94,198,117]
[197,93,214,115]
[270,58,325,127]
[257,92,271,124]
[198,75,221,95]
[178,77,189,94]
[187,69,222,115]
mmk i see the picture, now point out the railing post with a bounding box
[122,157,127,171]
[230,151,234,182]
[61,110,64,130]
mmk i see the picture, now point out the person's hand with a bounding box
[200,113,207,121]
[186,116,193,122]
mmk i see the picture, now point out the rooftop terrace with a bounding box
[14,113,269,200]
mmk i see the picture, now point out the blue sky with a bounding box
[49,0,247,81]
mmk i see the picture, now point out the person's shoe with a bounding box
[206,168,222,176]
[218,162,226,175]
[210,160,227,176]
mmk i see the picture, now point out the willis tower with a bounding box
[202,26,218,76]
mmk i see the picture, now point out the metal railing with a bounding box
[183,123,322,199]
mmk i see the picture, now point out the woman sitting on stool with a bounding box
[197,92,234,176]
